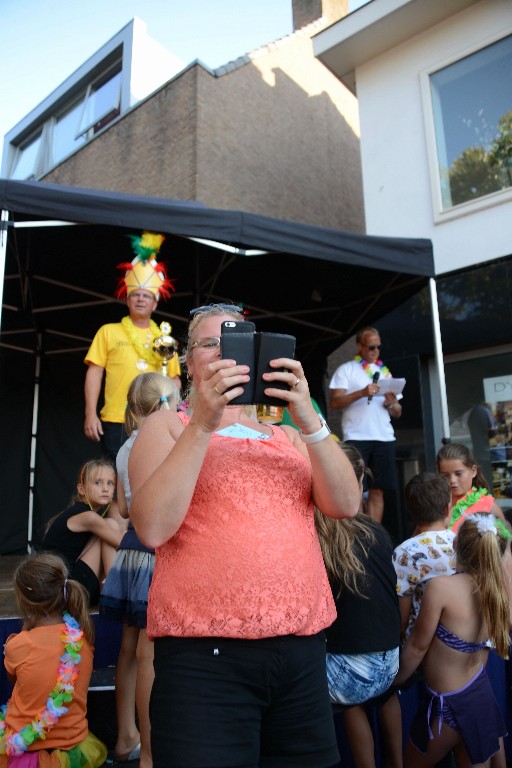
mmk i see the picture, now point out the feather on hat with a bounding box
[115,232,175,300]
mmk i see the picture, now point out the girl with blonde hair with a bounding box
[395,514,511,768]
[42,459,123,605]
[100,371,178,768]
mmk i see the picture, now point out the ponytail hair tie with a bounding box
[160,394,170,411]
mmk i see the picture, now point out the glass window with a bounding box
[77,68,122,137]
[10,132,42,179]
[52,100,87,166]
[430,35,512,209]
[444,352,512,501]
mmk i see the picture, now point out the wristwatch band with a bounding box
[299,414,331,444]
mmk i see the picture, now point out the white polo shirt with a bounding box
[329,359,400,442]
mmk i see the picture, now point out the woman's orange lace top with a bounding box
[147,414,336,640]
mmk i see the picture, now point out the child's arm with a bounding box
[398,595,413,642]
[4,634,18,685]
[116,480,129,520]
[394,579,443,685]
[67,510,123,547]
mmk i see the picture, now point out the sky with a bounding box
[0,0,367,164]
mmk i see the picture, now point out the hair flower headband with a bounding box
[474,514,498,537]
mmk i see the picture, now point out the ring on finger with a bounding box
[214,386,221,395]
[292,377,300,388]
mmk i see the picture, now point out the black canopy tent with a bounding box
[0,179,437,553]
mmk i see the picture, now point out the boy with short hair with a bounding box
[393,472,455,640]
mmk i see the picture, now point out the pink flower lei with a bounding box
[0,613,83,756]
[354,354,390,379]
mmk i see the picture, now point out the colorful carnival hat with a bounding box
[115,231,175,300]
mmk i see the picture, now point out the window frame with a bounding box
[421,29,512,224]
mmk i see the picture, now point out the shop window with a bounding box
[430,34,512,210]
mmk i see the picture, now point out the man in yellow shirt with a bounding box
[84,232,180,462]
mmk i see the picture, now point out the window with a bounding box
[10,132,43,180]
[77,67,122,138]
[6,58,122,179]
[52,100,87,166]
[430,35,512,210]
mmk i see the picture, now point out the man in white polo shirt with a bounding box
[329,326,402,523]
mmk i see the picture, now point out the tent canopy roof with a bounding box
[1,179,434,367]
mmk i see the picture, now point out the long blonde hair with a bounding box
[14,553,94,644]
[315,444,375,597]
[456,514,511,658]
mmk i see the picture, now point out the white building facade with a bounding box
[315,0,512,507]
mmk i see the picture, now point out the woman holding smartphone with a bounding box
[129,302,361,768]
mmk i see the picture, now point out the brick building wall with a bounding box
[44,14,363,232]
[292,0,348,30]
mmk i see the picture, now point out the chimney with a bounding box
[292,0,349,31]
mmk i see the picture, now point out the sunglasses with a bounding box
[189,303,244,316]
[363,344,381,351]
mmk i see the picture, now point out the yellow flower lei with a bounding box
[121,316,161,367]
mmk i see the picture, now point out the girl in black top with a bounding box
[43,458,123,604]
[315,444,401,768]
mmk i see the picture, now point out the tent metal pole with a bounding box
[429,277,450,441]
[27,334,42,553]
[0,209,8,331]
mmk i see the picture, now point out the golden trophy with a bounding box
[153,321,178,376]
[256,404,284,424]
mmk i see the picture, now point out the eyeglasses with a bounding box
[191,336,221,350]
[189,303,244,316]
[363,344,381,351]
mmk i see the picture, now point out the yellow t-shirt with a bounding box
[85,321,181,422]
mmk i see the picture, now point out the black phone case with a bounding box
[221,320,256,334]
[253,333,296,405]
[220,331,256,404]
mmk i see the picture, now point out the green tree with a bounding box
[448,145,500,206]
[487,109,512,186]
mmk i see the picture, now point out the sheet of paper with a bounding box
[377,378,406,395]
[216,422,271,439]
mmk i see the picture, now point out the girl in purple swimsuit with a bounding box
[395,513,511,768]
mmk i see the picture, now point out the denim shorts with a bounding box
[326,647,399,706]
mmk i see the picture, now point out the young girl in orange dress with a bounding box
[0,553,107,768]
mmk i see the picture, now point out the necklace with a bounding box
[354,355,390,379]
[449,487,491,532]
[121,316,161,371]
[0,613,83,756]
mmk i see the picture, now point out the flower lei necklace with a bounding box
[121,316,161,370]
[449,487,512,539]
[354,355,390,379]
[0,613,83,756]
